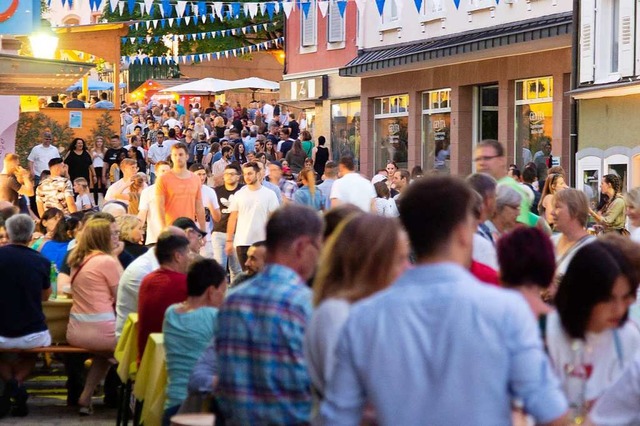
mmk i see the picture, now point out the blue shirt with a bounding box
[262,179,283,204]
[293,186,325,211]
[321,263,568,425]
[317,179,335,210]
[163,304,218,408]
[215,264,313,425]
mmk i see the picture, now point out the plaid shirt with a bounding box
[279,178,298,201]
[215,264,313,425]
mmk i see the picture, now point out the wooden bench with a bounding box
[0,345,91,354]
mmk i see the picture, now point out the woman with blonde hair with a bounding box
[127,174,146,215]
[304,214,410,416]
[294,169,325,211]
[625,187,640,242]
[66,218,123,415]
[538,173,568,227]
[213,116,226,139]
[116,214,147,259]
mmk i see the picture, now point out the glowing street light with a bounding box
[29,22,58,60]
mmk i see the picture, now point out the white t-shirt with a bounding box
[104,178,131,204]
[374,197,399,217]
[330,172,376,212]
[201,185,220,242]
[590,351,640,426]
[262,103,274,123]
[546,311,640,402]
[27,144,61,177]
[164,118,181,129]
[75,193,93,211]
[228,185,279,246]
[139,184,162,245]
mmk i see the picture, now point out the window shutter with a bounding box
[619,0,635,77]
[301,0,317,47]
[328,0,345,43]
[579,0,596,83]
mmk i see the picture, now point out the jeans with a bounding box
[211,232,242,282]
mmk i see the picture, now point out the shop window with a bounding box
[422,89,451,174]
[383,0,399,23]
[479,85,498,142]
[515,77,554,179]
[374,95,409,171]
[605,154,629,194]
[331,101,361,170]
[301,0,317,47]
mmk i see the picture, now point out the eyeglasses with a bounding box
[473,155,501,162]
[111,230,121,237]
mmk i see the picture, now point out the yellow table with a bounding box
[134,333,166,426]
[114,313,139,383]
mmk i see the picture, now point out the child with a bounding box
[73,178,94,211]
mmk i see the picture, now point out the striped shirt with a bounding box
[215,264,313,425]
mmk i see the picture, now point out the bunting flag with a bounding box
[317,0,329,17]
[301,1,311,18]
[109,0,118,12]
[127,0,135,14]
[337,0,347,16]
[124,37,285,65]
[375,0,385,16]
[281,1,294,18]
[120,21,280,44]
[413,0,423,12]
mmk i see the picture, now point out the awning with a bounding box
[568,79,640,100]
[0,53,93,95]
[339,12,572,77]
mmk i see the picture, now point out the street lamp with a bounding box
[29,22,58,59]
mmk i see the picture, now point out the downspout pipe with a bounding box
[570,0,579,187]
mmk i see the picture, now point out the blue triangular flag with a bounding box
[337,0,347,16]
[296,0,301,12]
[413,0,423,12]
[162,0,172,17]
[95,0,102,10]
[453,0,460,8]
[149,4,154,15]
[375,0,385,15]
[198,1,206,15]
[266,2,275,20]
[61,0,66,7]
[231,2,241,17]
[127,0,135,14]
[185,2,191,16]
[176,17,182,26]
[154,36,160,42]
[160,18,166,28]
[301,1,311,17]
[88,0,94,11]
[138,37,144,43]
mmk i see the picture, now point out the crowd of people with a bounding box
[2,96,640,425]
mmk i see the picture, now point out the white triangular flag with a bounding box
[152,20,158,28]
[145,20,151,29]
[134,22,140,30]
[194,1,200,15]
[179,34,185,41]
[207,53,211,60]
[201,14,207,23]
[168,18,174,27]
[130,37,136,44]
[317,0,329,17]
[244,3,250,16]
[260,2,267,15]
[118,1,125,15]
[139,3,145,15]
[146,35,152,43]
[109,0,118,12]
[213,2,223,18]
[242,27,247,34]
[185,16,191,25]
[253,24,259,32]
[262,23,268,30]
[176,1,187,17]
[144,0,153,14]
[248,3,259,18]
[274,1,280,13]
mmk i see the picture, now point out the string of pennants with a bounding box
[50,0,436,22]
[122,36,284,64]
[122,21,278,44]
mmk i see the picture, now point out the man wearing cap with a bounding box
[27,132,61,186]
[35,158,77,216]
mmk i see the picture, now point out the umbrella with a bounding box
[158,77,234,95]
[66,79,125,92]
[226,77,280,91]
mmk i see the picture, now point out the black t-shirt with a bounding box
[280,140,294,158]
[194,142,209,164]
[0,173,21,206]
[288,121,300,140]
[64,151,93,182]
[0,244,50,337]
[104,148,128,170]
[214,184,243,233]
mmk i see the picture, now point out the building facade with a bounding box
[574,0,639,204]
[281,1,361,167]
[338,0,572,178]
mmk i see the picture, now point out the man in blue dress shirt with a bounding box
[321,175,568,426]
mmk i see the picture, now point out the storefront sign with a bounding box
[279,75,328,102]
[0,0,40,35]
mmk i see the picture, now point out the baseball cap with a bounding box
[270,160,283,169]
[172,217,207,237]
[371,174,387,185]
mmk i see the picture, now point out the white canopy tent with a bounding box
[158,77,234,95]
[225,77,279,91]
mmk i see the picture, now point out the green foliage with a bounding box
[102,1,283,57]
[15,113,73,167]
[89,111,118,147]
